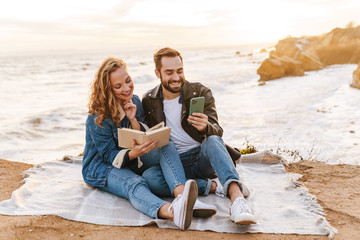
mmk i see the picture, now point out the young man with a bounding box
[142,47,256,224]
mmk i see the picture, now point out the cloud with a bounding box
[1,0,232,49]
[2,0,360,53]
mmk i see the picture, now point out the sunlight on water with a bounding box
[0,46,359,165]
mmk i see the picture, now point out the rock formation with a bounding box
[351,64,360,89]
[257,25,360,84]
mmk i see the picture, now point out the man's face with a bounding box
[156,56,185,94]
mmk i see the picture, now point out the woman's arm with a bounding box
[87,117,121,165]
[122,100,141,130]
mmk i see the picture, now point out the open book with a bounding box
[118,121,171,149]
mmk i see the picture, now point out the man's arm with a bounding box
[202,87,223,137]
[187,86,223,137]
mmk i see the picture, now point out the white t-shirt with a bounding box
[163,96,201,153]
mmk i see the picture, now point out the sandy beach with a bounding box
[0,159,359,240]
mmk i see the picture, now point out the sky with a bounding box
[1,0,360,54]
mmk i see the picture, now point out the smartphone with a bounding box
[189,97,205,117]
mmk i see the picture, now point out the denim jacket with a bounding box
[82,95,147,187]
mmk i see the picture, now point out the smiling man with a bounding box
[142,47,256,224]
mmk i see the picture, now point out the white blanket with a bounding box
[0,156,337,238]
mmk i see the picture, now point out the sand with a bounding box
[0,158,359,240]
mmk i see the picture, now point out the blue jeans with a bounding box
[143,135,242,196]
[101,142,187,218]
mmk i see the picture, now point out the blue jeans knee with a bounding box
[142,166,172,197]
[203,135,224,148]
[101,167,166,218]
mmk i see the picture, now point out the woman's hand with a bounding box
[187,112,208,132]
[122,100,141,130]
[122,100,137,121]
[128,139,159,160]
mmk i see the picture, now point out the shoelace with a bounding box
[168,194,182,214]
[233,198,251,214]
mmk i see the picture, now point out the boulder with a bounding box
[351,64,360,89]
[257,25,360,84]
[258,37,321,80]
[260,48,268,53]
[257,55,304,81]
[313,26,360,65]
[271,37,300,58]
[296,51,324,71]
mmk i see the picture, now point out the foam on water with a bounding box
[0,46,359,165]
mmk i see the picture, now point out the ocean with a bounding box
[0,45,359,165]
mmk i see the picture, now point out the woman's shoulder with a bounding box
[86,113,113,127]
[132,94,141,102]
[86,113,96,123]
[132,95,143,107]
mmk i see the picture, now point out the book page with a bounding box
[120,128,145,134]
[147,121,165,132]
[118,124,170,149]
[118,128,145,148]
[144,127,171,148]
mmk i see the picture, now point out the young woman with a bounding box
[82,57,197,230]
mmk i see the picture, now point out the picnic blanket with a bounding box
[0,156,337,238]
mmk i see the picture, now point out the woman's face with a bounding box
[110,66,134,103]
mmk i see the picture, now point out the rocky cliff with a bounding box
[257,25,360,87]
[351,64,360,89]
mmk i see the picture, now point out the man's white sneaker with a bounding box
[193,199,217,218]
[230,197,256,224]
[168,180,198,230]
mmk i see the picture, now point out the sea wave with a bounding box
[1,46,359,165]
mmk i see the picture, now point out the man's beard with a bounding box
[160,74,185,94]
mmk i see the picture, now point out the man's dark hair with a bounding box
[154,47,183,72]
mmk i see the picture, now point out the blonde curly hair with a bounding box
[88,57,127,127]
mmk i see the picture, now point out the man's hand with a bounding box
[128,139,159,160]
[187,112,208,132]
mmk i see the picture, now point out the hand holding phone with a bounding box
[189,97,205,117]
[188,97,207,131]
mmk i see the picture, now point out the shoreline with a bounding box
[0,158,359,239]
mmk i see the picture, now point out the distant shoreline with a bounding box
[0,43,274,58]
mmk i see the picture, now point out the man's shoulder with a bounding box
[142,85,160,101]
[186,81,210,90]
[142,88,153,99]
[184,81,212,98]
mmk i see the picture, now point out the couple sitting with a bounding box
[82,47,281,230]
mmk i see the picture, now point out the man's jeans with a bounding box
[101,143,187,218]
[143,135,243,196]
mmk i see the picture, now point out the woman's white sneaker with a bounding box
[168,180,198,230]
[229,197,256,224]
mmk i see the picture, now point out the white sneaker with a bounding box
[230,197,256,224]
[193,199,217,218]
[168,180,198,230]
